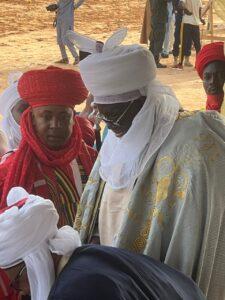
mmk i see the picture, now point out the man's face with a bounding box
[11,100,29,124]
[203,61,225,95]
[32,105,74,150]
[97,97,146,138]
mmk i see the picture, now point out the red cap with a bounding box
[18,66,88,108]
[195,42,225,79]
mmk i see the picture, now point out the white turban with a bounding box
[0,81,22,149]
[79,45,156,99]
[67,29,156,100]
[0,187,81,300]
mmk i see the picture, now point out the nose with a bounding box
[209,73,217,85]
[49,117,61,129]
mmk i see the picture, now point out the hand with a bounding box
[79,94,95,119]
[201,18,206,25]
[184,8,192,16]
[46,4,58,11]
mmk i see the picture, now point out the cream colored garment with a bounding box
[99,183,131,246]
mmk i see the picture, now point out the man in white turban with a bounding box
[71,29,225,299]
[0,79,28,150]
[0,187,81,300]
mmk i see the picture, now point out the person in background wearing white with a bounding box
[174,0,205,69]
[46,0,85,65]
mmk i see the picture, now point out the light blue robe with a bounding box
[75,110,225,299]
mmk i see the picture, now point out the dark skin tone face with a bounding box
[11,100,29,124]
[32,105,74,150]
[97,96,146,138]
[203,61,225,95]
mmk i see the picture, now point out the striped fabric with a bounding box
[44,160,88,227]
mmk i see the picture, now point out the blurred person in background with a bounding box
[195,42,225,112]
[46,0,85,65]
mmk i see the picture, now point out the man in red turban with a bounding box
[0,67,97,228]
[195,42,225,112]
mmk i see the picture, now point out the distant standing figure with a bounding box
[149,0,168,68]
[161,1,174,58]
[174,0,205,69]
[46,0,85,65]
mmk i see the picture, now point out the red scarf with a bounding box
[206,93,224,112]
[0,108,97,208]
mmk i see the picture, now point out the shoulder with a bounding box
[175,110,225,132]
[161,110,225,156]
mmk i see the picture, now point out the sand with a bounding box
[0,0,211,110]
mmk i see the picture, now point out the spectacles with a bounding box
[10,264,27,292]
[96,101,134,127]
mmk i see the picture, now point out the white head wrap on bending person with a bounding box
[71,29,181,189]
[0,187,81,300]
[0,76,22,150]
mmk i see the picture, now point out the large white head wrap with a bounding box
[68,29,180,189]
[0,187,81,300]
[67,29,156,100]
[0,73,23,149]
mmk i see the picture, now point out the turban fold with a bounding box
[195,42,225,79]
[18,67,88,108]
[0,187,81,300]
[79,44,156,99]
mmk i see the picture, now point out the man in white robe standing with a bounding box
[71,30,225,300]
[47,0,84,64]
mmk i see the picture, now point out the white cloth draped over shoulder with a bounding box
[0,187,81,300]
[99,80,180,189]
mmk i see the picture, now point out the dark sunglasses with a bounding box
[96,101,134,127]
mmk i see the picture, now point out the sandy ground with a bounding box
[0,0,222,111]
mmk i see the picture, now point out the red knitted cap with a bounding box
[18,67,88,108]
[195,42,225,79]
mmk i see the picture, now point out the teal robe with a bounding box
[75,111,225,300]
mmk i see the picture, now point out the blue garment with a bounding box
[49,245,205,300]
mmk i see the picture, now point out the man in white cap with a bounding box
[72,29,225,299]
[0,77,29,150]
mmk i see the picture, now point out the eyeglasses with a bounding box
[10,264,27,292]
[96,101,134,127]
